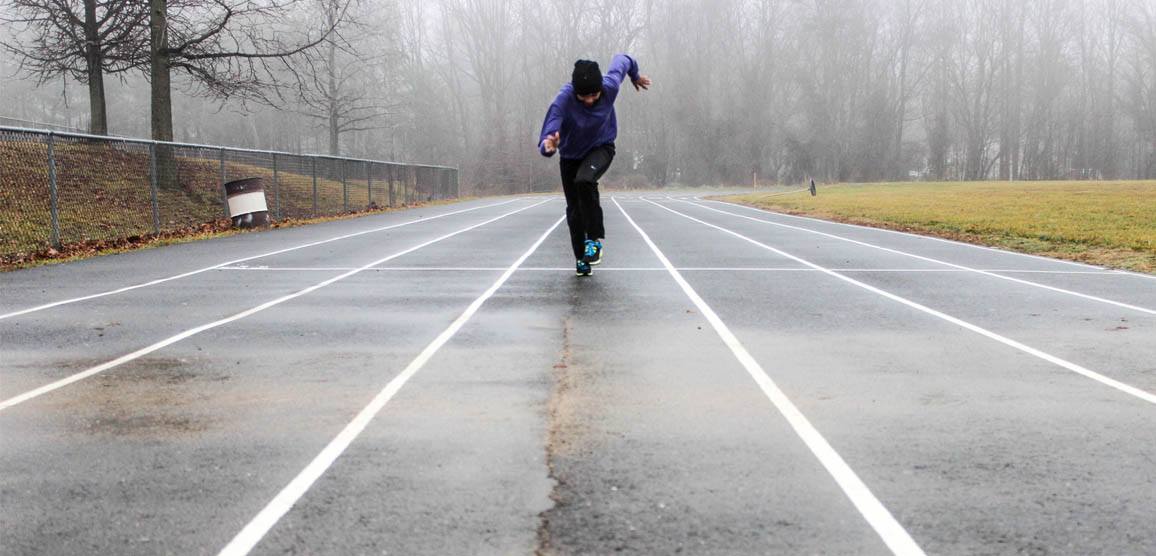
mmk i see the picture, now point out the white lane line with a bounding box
[0,199,524,321]
[215,266,510,271]
[215,264,1128,272]
[218,214,565,556]
[995,270,1136,275]
[684,201,1156,316]
[708,199,1104,270]
[214,266,1127,274]
[644,199,1156,406]
[614,198,924,555]
[214,266,663,271]
[0,200,551,412]
[1114,269,1156,282]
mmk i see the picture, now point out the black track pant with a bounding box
[560,143,615,260]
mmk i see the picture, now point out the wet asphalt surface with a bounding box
[1,191,1155,555]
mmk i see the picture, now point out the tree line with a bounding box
[4,0,1155,193]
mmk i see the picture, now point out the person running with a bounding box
[539,54,651,276]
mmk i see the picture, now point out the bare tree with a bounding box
[941,0,1001,180]
[996,0,1025,180]
[1122,0,1156,177]
[146,0,346,143]
[889,0,929,179]
[13,0,1156,189]
[291,0,397,155]
[2,0,148,134]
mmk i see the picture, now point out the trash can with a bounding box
[225,177,270,228]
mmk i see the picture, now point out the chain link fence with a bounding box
[0,126,459,261]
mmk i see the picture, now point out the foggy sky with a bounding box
[3,0,1154,193]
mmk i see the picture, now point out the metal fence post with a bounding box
[219,148,229,219]
[311,157,318,216]
[454,168,460,198]
[404,166,410,205]
[272,153,281,220]
[149,143,161,235]
[341,159,348,212]
[2,126,473,263]
[46,132,61,249]
[388,165,395,208]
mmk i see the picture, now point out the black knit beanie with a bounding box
[572,60,603,96]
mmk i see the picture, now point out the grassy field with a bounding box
[721,181,1156,274]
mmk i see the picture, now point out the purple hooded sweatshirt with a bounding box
[538,54,641,160]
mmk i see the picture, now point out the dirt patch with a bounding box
[51,357,225,438]
[82,412,210,437]
[95,357,209,385]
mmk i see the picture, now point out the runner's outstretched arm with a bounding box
[604,54,651,93]
[538,96,563,157]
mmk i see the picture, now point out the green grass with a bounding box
[721,181,1156,273]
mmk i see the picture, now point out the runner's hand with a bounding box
[542,131,560,154]
[632,75,652,91]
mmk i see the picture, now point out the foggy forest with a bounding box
[2,0,1155,195]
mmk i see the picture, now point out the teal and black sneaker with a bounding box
[576,259,592,276]
[584,239,603,265]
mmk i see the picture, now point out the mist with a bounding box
[3,0,1154,194]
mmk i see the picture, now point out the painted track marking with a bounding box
[217,215,565,556]
[615,198,926,556]
[643,199,1156,406]
[679,200,1156,316]
[708,198,1103,269]
[0,199,524,321]
[0,200,550,412]
[212,266,1127,274]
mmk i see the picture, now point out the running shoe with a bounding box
[583,239,603,265]
[576,259,592,276]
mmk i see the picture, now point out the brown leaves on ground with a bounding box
[0,202,430,271]
[0,219,234,268]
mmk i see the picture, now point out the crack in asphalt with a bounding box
[537,316,574,556]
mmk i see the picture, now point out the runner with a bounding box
[539,55,651,276]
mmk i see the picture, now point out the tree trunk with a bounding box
[327,37,339,155]
[998,0,1013,181]
[83,0,108,135]
[325,2,341,156]
[149,0,173,142]
[150,0,177,189]
[1103,0,1119,179]
[1010,6,1024,179]
[893,0,915,180]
